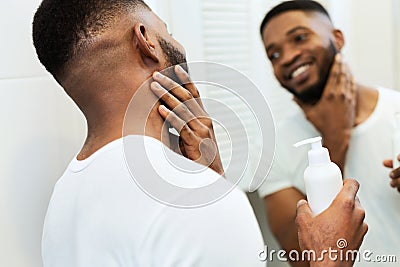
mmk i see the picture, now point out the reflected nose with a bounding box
[281,46,301,67]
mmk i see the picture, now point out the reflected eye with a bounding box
[269,51,280,61]
[294,33,307,42]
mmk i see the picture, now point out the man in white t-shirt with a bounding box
[259,1,400,266]
[32,0,368,266]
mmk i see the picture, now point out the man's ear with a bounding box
[133,23,159,63]
[332,29,345,51]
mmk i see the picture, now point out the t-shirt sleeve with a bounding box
[257,141,294,198]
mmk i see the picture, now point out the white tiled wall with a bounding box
[0,1,86,266]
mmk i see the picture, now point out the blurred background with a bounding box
[0,0,399,266]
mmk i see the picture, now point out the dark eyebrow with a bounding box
[265,26,310,53]
[266,43,275,54]
[287,26,309,36]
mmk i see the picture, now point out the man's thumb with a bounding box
[296,199,313,218]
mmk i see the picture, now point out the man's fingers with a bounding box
[153,71,193,104]
[174,65,202,101]
[153,71,181,92]
[154,71,207,117]
[337,59,347,96]
[295,199,313,225]
[151,81,180,109]
[383,159,393,168]
[343,63,353,98]
[151,82,200,128]
[322,53,342,98]
[336,179,360,202]
[390,167,400,179]
[350,76,356,106]
[390,178,400,188]
[158,105,198,145]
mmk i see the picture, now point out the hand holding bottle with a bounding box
[294,136,342,214]
[296,179,368,267]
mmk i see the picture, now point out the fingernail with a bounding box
[297,199,307,208]
[390,172,395,179]
[336,53,342,61]
[153,72,163,79]
[175,65,184,73]
[159,105,168,112]
[151,81,162,90]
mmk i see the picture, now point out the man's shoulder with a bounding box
[275,109,318,146]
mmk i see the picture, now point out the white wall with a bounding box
[329,0,396,91]
[0,1,86,266]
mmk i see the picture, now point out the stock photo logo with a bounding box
[122,62,275,208]
[258,238,397,264]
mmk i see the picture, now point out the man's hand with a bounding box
[295,54,356,172]
[383,155,400,192]
[151,65,224,176]
[296,179,368,267]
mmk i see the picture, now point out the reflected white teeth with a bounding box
[291,64,310,79]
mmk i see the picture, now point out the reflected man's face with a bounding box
[262,11,338,104]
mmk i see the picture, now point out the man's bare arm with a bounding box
[265,187,309,267]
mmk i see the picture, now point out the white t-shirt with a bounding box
[42,135,265,267]
[259,87,400,266]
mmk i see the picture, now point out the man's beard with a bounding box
[284,40,338,105]
[157,36,188,82]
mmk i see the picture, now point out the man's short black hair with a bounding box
[260,0,331,35]
[32,0,150,81]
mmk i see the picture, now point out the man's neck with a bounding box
[76,88,171,160]
[354,84,379,127]
[77,116,170,161]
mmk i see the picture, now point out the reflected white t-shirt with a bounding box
[259,88,400,266]
[42,135,265,267]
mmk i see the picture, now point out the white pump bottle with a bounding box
[294,137,343,215]
[392,113,400,169]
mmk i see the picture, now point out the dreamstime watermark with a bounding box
[122,62,276,208]
[258,239,397,263]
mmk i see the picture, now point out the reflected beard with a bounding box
[157,36,188,83]
[285,40,337,105]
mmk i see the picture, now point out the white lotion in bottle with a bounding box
[294,137,343,215]
[392,113,400,169]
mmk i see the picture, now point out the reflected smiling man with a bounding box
[258,1,400,266]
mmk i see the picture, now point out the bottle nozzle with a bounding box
[294,136,330,166]
[294,136,323,148]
